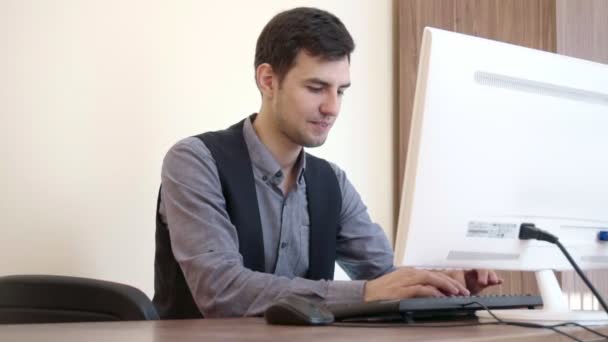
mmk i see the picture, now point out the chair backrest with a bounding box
[0,275,159,324]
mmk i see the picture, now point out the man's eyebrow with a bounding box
[305,78,351,88]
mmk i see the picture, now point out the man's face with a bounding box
[271,51,351,148]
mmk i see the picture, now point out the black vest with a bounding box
[153,117,342,319]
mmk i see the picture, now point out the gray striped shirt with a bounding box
[159,117,394,317]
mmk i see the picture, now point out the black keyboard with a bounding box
[326,295,543,322]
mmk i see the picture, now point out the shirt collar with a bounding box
[242,114,307,186]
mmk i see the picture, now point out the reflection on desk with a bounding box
[0,317,606,342]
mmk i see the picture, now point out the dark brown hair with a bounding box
[254,7,355,83]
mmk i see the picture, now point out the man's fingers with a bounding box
[414,285,445,298]
[488,270,502,284]
[436,272,470,295]
[476,269,503,286]
[477,269,489,286]
[399,285,445,299]
[420,271,470,296]
[365,268,504,302]
[446,270,466,286]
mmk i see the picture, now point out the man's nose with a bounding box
[319,92,340,116]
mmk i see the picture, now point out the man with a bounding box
[154,7,501,319]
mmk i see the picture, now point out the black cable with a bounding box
[334,301,608,342]
[466,300,608,342]
[555,240,608,315]
[566,322,608,340]
[334,319,588,341]
[332,223,608,342]
[519,223,608,316]
[333,321,499,328]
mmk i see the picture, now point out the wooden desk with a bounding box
[0,318,605,342]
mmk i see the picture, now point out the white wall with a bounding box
[0,0,394,295]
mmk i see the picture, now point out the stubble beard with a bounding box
[276,111,328,148]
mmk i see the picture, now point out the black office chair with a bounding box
[0,274,159,324]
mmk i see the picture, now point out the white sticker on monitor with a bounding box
[467,221,518,239]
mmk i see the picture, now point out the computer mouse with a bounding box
[264,295,335,325]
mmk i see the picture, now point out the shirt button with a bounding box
[275,171,282,178]
[280,242,288,249]
[262,175,268,181]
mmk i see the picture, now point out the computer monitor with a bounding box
[394,27,608,325]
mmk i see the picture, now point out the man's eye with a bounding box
[338,89,345,96]
[307,86,323,93]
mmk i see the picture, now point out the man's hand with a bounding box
[363,268,471,302]
[443,269,503,295]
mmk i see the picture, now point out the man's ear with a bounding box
[256,63,276,99]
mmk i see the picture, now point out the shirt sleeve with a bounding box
[159,137,366,317]
[328,162,396,284]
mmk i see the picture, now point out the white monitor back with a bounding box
[395,27,608,272]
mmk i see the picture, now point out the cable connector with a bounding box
[518,223,559,244]
[519,223,608,319]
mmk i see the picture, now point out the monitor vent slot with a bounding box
[447,251,519,260]
[474,71,608,106]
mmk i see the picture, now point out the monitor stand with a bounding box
[476,270,608,326]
